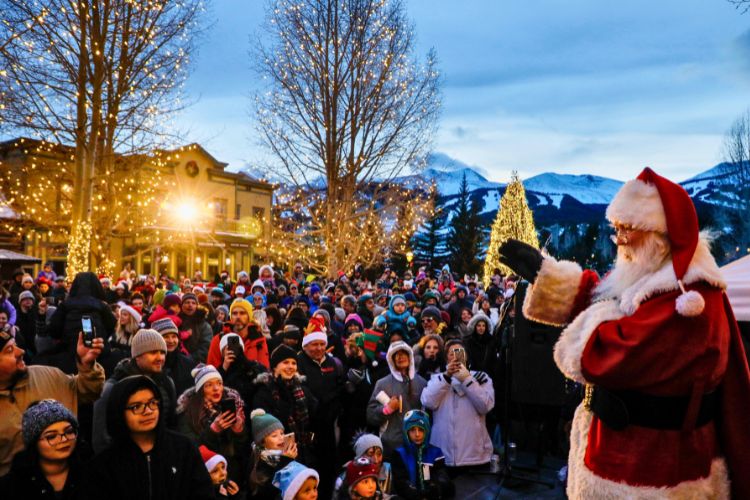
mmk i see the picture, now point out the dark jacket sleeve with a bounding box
[184,436,219,500]
[391,451,421,500]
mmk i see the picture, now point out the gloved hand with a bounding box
[499,239,543,283]
[347,368,365,385]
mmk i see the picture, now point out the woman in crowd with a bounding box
[176,364,248,486]
[82,375,215,499]
[253,344,318,466]
[414,334,446,381]
[106,303,142,372]
[1,400,83,500]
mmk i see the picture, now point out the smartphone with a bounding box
[227,335,241,348]
[451,346,467,366]
[219,398,236,415]
[282,432,295,449]
[81,315,94,347]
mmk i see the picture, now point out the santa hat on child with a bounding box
[199,445,227,473]
[606,167,704,316]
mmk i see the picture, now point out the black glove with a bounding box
[499,239,543,283]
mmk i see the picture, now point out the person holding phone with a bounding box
[217,333,266,413]
[176,364,248,488]
[421,338,495,471]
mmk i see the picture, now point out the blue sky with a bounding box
[179,0,750,182]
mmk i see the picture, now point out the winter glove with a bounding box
[373,315,386,329]
[499,239,543,283]
[347,367,365,385]
[406,316,417,329]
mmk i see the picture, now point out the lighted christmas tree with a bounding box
[483,172,539,285]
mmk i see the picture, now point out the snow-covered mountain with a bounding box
[524,173,623,206]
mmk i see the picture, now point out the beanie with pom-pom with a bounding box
[251,408,284,445]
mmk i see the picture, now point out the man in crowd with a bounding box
[92,329,176,453]
[0,329,104,475]
[206,299,269,369]
[178,292,213,363]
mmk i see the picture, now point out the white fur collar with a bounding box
[618,237,725,316]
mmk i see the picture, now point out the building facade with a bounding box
[0,138,274,279]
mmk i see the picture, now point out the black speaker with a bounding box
[510,281,566,406]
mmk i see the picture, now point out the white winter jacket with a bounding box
[420,370,494,467]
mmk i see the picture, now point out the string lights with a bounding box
[483,171,540,285]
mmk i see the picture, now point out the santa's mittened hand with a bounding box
[499,239,543,283]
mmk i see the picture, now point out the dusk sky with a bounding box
[179,0,750,182]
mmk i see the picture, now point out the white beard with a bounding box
[593,234,669,302]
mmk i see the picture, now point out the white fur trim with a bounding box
[283,467,319,500]
[302,331,327,347]
[523,257,584,327]
[204,453,227,472]
[553,300,624,383]
[618,237,724,316]
[219,333,242,353]
[606,179,667,233]
[386,341,415,382]
[567,404,730,499]
[676,290,705,317]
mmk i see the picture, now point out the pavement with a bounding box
[452,451,567,499]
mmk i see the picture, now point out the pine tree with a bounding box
[483,172,539,285]
[446,172,484,276]
[411,203,447,269]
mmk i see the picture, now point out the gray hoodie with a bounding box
[366,341,427,458]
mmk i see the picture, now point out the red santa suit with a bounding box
[522,168,750,499]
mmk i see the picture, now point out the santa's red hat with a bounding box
[606,167,704,316]
[199,445,227,472]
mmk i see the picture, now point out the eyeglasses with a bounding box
[125,399,160,415]
[40,427,77,446]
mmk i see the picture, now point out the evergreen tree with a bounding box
[411,202,447,269]
[446,172,484,276]
[483,172,539,285]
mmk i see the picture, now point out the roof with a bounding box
[0,249,41,262]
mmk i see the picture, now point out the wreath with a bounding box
[185,161,199,177]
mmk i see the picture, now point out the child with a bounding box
[248,409,298,499]
[373,295,417,334]
[343,457,382,500]
[273,461,319,500]
[392,410,454,499]
[333,433,393,499]
[199,445,240,498]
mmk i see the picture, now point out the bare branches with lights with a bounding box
[253,0,441,277]
[0,0,205,276]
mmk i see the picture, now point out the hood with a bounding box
[251,279,266,293]
[111,357,141,381]
[402,409,432,449]
[69,271,106,300]
[468,312,491,334]
[106,375,164,444]
[386,341,415,382]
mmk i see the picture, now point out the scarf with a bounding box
[271,376,309,436]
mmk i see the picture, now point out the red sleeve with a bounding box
[581,285,728,393]
[571,269,600,320]
[206,335,221,368]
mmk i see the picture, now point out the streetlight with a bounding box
[225,257,231,266]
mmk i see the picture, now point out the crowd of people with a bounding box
[0,260,523,500]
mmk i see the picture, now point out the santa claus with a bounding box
[499,168,750,499]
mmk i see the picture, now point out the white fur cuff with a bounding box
[523,257,583,327]
[553,300,624,383]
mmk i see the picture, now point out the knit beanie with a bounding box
[273,461,319,500]
[421,306,442,323]
[345,457,379,494]
[219,333,243,353]
[22,399,78,447]
[250,408,284,445]
[162,293,182,309]
[151,317,179,336]
[131,329,167,358]
[353,433,383,459]
[182,292,198,304]
[355,329,383,363]
[389,295,406,309]
[191,363,222,391]
[281,324,301,342]
[230,298,253,317]
[199,445,227,472]
[344,313,364,331]
[216,305,229,318]
[18,290,35,302]
[270,344,297,370]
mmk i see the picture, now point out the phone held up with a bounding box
[451,346,467,366]
[220,398,237,415]
[81,315,95,347]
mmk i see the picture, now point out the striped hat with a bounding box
[355,329,384,363]
[151,317,179,336]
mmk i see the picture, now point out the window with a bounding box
[212,198,228,219]
[235,203,241,219]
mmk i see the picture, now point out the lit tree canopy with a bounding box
[484,172,539,285]
[0,0,204,276]
[254,0,441,277]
